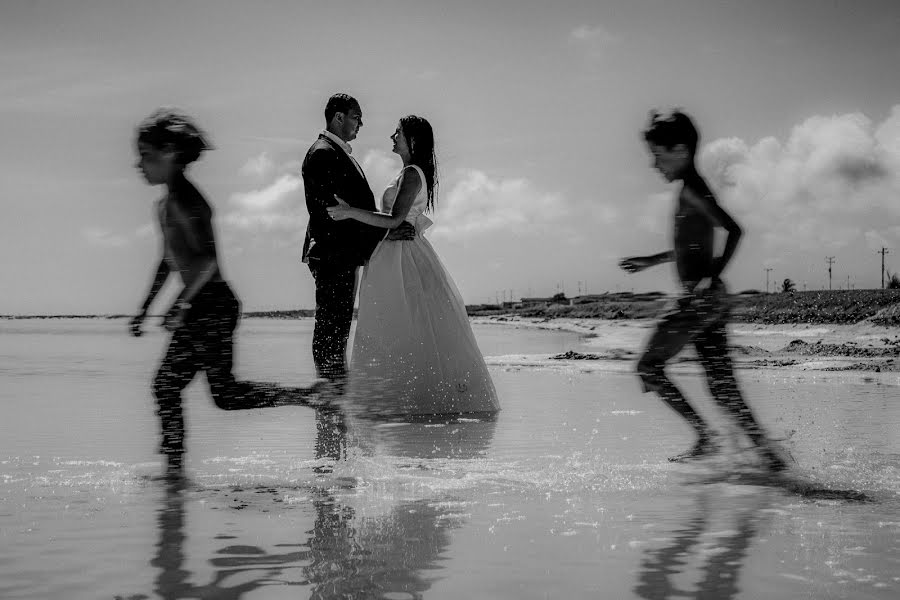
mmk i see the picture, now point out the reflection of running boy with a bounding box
[619,110,786,471]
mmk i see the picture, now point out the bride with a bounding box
[327,115,500,416]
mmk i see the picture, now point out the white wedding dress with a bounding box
[345,165,500,417]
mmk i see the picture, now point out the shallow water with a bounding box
[1,318,898,599]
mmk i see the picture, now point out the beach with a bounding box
[476,314,900,374]
[1,317,898,599]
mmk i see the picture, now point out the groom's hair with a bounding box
[324,93,360,123]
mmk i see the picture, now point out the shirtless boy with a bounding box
[620,110,786,471]
[130,108,308,470]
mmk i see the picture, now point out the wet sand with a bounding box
[1,318,898,599]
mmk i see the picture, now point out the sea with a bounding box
[1,317,898,599]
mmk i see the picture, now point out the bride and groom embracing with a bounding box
[302,93,499,417]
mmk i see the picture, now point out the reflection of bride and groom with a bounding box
[302,93,499,416]
[150,411,498,598]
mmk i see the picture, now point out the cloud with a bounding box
[225,149,570,243]
[239,152,275,178]
[699,106,900,256]
[82,227,129,247]
[230,173,302,212]
[569,24,620,58]
[225,172,305,232]
[223,149,400,237]
[431,169,569,239]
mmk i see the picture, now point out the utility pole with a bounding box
[879,248,891,289]
[765,268,773,293]
[825,256,835,290]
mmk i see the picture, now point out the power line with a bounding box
[764,268,773,294]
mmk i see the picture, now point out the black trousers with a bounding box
[152,281,280,456]
[308,263,358,382]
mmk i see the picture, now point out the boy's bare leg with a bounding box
[194,294,329,409]
[152,328,200,461]
[695,320,787,471]
[639,365,718,461]
[637,309,717,461]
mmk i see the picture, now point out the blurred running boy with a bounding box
[619,110,786,471]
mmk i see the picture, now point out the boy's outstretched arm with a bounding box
[682,187,742,279]
[619,250,674,273]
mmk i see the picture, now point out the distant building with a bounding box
[520,297,554,307]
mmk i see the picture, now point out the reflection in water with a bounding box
[314,405,348,471]
[153,477,307,598]
[634,489,771,600]
[304,495,456,598]
[147,407,497,598]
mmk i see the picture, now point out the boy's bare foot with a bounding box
[668,436,719,463]
[756,439,791,472]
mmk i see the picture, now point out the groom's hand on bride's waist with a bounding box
[386,222,416,241]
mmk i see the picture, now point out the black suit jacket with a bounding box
[301,134,384,267]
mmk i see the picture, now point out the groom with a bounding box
[301,93,413,385]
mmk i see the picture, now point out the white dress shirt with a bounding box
[322,130,365,177]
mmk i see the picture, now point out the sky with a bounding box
[2,0,900,314]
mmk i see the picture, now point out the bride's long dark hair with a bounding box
[400,115,438,212]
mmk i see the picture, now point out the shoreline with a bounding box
[4,306,900,375]
[474,314,900,375]
[8,289,900,324]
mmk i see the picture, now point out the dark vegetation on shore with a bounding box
[6,290,900,325]
[730,290,900,325]
[466,289,900,325]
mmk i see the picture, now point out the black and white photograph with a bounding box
[1,1,898,598]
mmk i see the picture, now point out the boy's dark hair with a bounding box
[324,93,360,123]
[643,110,700,155]
[136,107,212,165]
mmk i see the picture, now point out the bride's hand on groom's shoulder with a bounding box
[327,196,354,221]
